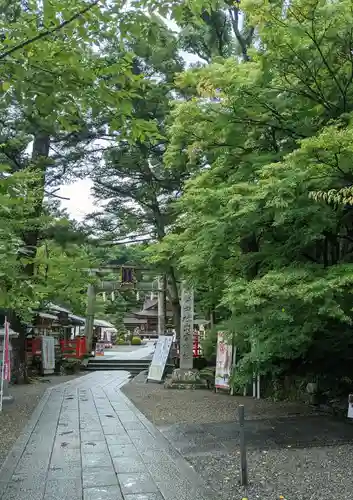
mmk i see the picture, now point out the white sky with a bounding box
[58,179,95,221]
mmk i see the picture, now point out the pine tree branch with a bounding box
[0,0,100,61]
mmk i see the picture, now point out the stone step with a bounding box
[86,358,151,375]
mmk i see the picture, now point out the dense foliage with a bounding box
[3,0,353,391]
[147,0,353,389]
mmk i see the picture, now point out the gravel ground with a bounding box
[189,445,353,500]
[122,374,353,500]
[121,373,317,425]
[0,374,85,468]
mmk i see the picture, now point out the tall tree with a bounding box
[0,0,163,380]
[150,0,353,390]
[88,16,187,335]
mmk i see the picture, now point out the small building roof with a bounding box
[123,316,148,325]
[36,312,58,320]
[47,303,71,314]
[94,318,115,328]
[133,309,173,318]
[0,326,18,337]
[69,314,85,325]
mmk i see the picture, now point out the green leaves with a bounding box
[148,0,353,383]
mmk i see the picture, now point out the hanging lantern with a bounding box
[121,267,134,284]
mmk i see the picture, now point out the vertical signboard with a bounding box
[95,343,105,356]
[147,335,173,382]
[215,332,233,390]
[42,336,55,374]
[180,283,194,370]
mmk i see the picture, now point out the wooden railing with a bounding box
[60,337,87,359]
[26,336,87,360]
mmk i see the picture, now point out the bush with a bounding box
[131,336,142,345]
[117,338,125,345]
[62,358,82,374]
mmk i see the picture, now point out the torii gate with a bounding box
[84,265,137,353]
[84,266,195,369]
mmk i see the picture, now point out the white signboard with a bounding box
[95,343,105,356]
[147,335,173,382]
[42,336,55,374]
[215,332,233,390]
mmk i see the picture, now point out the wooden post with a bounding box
[238,405,248,486]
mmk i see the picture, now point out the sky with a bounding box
[59,178,95,221]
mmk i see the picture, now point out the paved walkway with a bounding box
[0,372,214,500]
[104,342,154,360]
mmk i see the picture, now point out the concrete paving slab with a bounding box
[83,467,118,488]
[83,485,124,500]
[82,451,113,468]
[117,472,160,495]
[44,478,82,500]
[112,456,147,474]
[124,495,164,500]
[0,372,215,500]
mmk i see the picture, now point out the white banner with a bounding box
[147,335,173,382]
[215,332,233,390]
[42,336,55,373]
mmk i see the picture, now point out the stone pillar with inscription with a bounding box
[165,282,206,389]
[179,283,194,370]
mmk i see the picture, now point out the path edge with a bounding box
[119,383,217,498]
[0,386,53,491]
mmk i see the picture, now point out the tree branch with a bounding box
[0,0,100,61]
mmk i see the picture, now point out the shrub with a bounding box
[117,338,125,345]
[62,358,82,374]
[131,336,142,345]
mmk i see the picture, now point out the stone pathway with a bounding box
[0,372,214,500]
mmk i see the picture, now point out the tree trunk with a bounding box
[210,309,216,329]
[167,267,181,339]
[12,133,50,383]
[85,283,96,354]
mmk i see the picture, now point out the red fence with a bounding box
[175,332,203,358]
[60,337,87,359]
[26,337,41,356]
[26,336,87,359]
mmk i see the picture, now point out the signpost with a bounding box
[147,335,173,382]
[0,318,11,412]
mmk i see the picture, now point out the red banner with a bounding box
[3,320,10,382]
